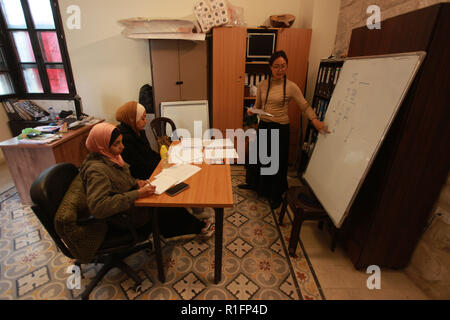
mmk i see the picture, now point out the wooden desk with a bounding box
[0,123,100,204]
[135,161,234,284]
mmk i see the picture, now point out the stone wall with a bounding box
[333,0,449,57]
[405,175,450,299]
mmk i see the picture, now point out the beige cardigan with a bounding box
[254,78,317,124]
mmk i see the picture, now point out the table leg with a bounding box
[151,207,165,283]
[214,207,223,284]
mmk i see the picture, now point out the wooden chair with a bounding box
[278,184,339,256]
[150,117,176,150]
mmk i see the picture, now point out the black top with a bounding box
[117,123,160,180]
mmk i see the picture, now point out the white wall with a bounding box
[305,0,340,103]
[58,0,326,123]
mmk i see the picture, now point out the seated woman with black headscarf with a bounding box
[115,101,160,180]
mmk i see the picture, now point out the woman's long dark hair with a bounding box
[264,50,288,109]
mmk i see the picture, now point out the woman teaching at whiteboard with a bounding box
[240,50,329,209]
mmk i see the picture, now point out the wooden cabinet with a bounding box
[212,27,246,134]
[211,27,311,163]
[343,3,450,269]
[149,40,208,117]
[0,123,99,204]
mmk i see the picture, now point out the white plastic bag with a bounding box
[225,0,246,26]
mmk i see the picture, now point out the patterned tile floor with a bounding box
[0,166,324,300]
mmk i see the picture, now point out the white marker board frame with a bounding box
[304,52,426,228]
[160,100,210,139]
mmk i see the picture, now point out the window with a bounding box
[0,0,76,98]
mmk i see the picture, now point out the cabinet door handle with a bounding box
[176,81,184,85]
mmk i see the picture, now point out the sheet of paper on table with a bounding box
[180,138,203,149]
[149,163,201,194]
[168,144,203,164]
[204,148,238,160]
[17,134,61,144]
[203,138,234,149]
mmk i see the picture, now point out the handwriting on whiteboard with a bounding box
[329,72,371,142]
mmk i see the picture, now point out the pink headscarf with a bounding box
[85,123,125,167]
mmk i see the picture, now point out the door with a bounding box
[179,40,207,101]
[212,27,246,135]
[276,28,312,163]
[150,40,180,116]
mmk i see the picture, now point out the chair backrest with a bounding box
[30,162,79,258]
[150,117,176,139]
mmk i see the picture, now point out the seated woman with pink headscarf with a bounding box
[79,122,214,238]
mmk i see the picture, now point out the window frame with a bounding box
[0,0,76,99]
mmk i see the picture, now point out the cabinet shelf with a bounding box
[246,61,269,65]
[299,58,344,174]
[244,96,256,100]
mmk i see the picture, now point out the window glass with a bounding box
[0,0,74,96]
[22,66,43,93]
[46,65,68,93]
[38,31,61,62]
[12,31,35,62]
[27,0,55,29]
[0,72,14,94]
[0,0,26,29]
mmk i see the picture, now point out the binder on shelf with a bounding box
[298,58,344,175]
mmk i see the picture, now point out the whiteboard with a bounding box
[304,52,425,228]
[160,100,210,139]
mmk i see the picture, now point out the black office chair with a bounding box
[150,117,177,149]
[29,163,154,300]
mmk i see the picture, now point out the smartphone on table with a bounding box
[165,182,189,197]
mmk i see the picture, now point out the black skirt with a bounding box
[108,207,204,238]
[245,120,290,203]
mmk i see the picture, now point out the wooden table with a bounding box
[135,160,234,284]
[0,122,100,204]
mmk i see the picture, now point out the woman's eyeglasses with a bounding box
[272,64,287,70]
